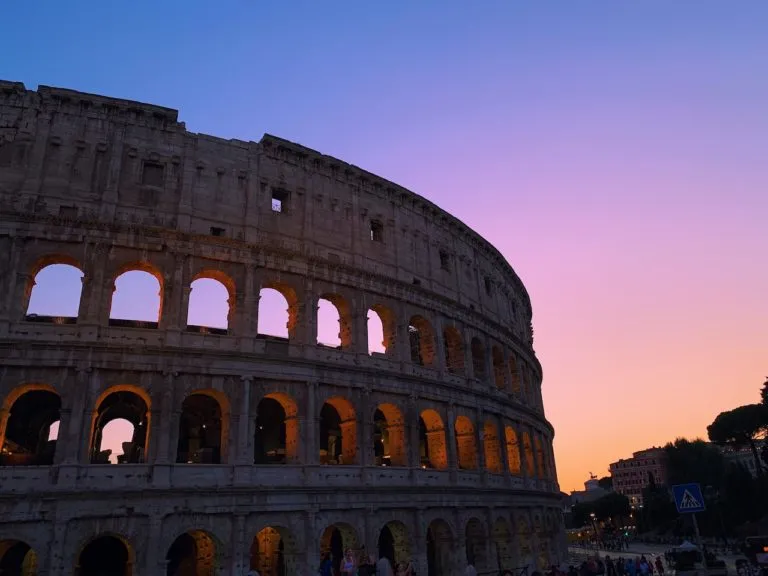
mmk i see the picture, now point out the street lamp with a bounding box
[590,512,600,548]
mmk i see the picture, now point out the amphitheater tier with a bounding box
[0,82,564,576]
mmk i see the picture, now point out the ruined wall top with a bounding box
[0,81,535,339]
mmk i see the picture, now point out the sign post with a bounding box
[672,483,707,560]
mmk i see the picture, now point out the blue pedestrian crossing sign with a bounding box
[672,483,706,514]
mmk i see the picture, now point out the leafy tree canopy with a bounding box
[598,476,613,491]
[665,438,726,489]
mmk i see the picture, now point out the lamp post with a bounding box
[590,513,600,549]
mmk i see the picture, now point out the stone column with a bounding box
[161,254,188,340]
[298,286,317,347]
[499,416,512,485]
[234,264,258,349]
[47,519,68,576]
[230,513,247,573]
[407,395,421,469]
[433,318,447,374]
[234,376,252,485]
[359,388,371,469]
[352,308,369,356]
[476,407,486,473]
[304,381,318,466]
[58,368,90,466]
[413,509,429,576]
[485,337,496,389]
[0,236,23,335]
[144,516,164,574]
[446,404,458,475]
[154,373,175,464]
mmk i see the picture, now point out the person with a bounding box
[654,557,664,576]
[341,549,356,576]
[358,554,376,576]
[246,569,260,576]
[319,552,333,576]
[466,562,478,576]
[377,555,394,576]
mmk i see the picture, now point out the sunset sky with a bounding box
[6,1,768,490]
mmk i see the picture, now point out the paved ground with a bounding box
[568,545,746,573]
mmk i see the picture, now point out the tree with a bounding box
[708,405,768,477]
[598,476,613,491]
[665,438,727,489]
[762,377,768,406]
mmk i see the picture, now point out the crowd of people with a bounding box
[552,554,666,576]
[315,549,415,576]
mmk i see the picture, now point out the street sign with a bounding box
[672,483,706,514]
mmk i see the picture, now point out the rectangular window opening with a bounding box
[272,188,289,213]
[484,276,492,295]
[59,205,78,219]
[142,162,165,187]
[210,226,226,237]
[370,220,383,242]
[439,250,451,272]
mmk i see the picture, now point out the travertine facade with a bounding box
[0,81,564,575]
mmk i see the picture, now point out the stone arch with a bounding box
[517,515,533,569]
[492,346,506,390]
[504,426,522,475]
[367,304,395,355]
[465,518,490,573]
[254,392,299,464]
[419,409,448,469]
[443,325,465,374]
[75,532,135,576]
[378,521,411,568]
[470,338,486,380]
[176,390,230,464]
[492,517,516,572]
[89,384,151,464]
[109,261,164,325]
[373,402,407,467]
[258,280,299,340]
[319,522,360,573]
[483,419,503,474]
[0,538,38,576]
[319,396,357,465]
[509,356,521,396]
[426,519,457,576]
[165,529,221,576]
[25,257,84,321]
[317,292,352,350]
[408,315,436,367]
[522,432,535,477]
[454,415,478,470]
[250,525,299,576]
[187,269,236,332]
[0,383,60,466]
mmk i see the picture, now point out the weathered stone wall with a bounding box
[0,81,565,576]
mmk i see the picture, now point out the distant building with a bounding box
[570,474,609,505]
[609,448,668,506]
[721,446,761,477]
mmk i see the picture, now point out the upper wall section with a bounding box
[0,80,534,347]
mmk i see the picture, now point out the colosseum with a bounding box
[0,81,564,576]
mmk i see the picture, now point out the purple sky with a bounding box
[7,1,768,488]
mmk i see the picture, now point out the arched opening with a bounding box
[0,539,38,575]
[427,519,455,576]
[186,274,233,333]
[465,518,489,573]
[254,394,298,464]
[443,326,465,374]
[25,262,83,322]
[257,283,297,340]
[373,403,406,467]
[419,409,447,470]
[483,420,502,474]
[369,304,395,355]
[492,346,506,390]
[250,526,298,576]
[367,309,385,354]
[319,397,356,465]
[408,315,436,367]
[505,426,522,475]
[319,524,359,575]
[317,294,351,349]
[378,521,410,569]
[454,416,478,470]
[509,356,521,397]
[109,267,162,327]
[522,432,535,477]
[492,518,515,572]
[77,534,131,576]
[470,338,486,380]
[535,435,546,478]
[0,388,60,466]
[176,393,224,464]
[90,389,149,464]
[166,530,217,576]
